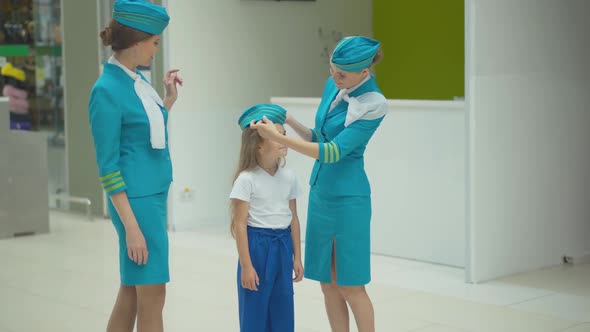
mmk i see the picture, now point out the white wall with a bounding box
[273,98,466,267]
[467,0,590,282]
[165,0,373,230]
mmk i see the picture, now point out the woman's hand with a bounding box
[241,265,260,291]
[250,116,280,140]
[285,112,293,126]
[126,225,148,265]
[163,68,183,110]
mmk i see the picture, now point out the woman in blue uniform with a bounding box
[252,36,387,332]
[88,1,182,331]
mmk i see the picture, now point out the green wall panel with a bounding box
[373,0,464,100]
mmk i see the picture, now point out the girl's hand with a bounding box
[250,116,280,140]
[293,259,304,282]
[241,265,260,291]
[126,225,148,265]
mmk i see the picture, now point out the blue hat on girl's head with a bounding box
[331,36,381,72]
[113,0,170,35]
[239,104,287,130]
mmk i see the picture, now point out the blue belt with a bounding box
[248,226,292,284]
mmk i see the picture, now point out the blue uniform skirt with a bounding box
[237,226,294,332]
[108,190,170,286]
[304,187,372,286]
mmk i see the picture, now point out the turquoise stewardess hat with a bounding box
[331,36,381,72]
[113,0,170,35]
[238,104,287,130]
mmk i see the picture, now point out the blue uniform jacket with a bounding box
[309,76,386,197]
[88,63,172,198]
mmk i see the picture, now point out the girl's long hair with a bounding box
[230,128,263,237]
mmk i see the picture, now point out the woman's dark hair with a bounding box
[99,20,153,51]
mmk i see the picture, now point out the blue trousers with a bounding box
[237,226,294,332]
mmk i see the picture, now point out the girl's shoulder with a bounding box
[234,167,263,184]
[278,167,299,180]
[235,169,255,181]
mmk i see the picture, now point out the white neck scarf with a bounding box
[108,56,166,149]
[328,73,371,113]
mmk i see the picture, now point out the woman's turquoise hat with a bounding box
[113,0,170,35]
[239,104,287,130]
[331,36,381,72]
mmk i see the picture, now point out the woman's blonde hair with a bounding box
[372,48,383,66]
[230,127,285,237]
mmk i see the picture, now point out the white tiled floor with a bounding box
[1,211,589,332]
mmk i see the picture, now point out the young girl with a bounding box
[229,104,304,332]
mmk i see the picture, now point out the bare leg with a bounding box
[107,285,137,332]
[136,284,166,332]
[320,240,350,332]
[340,286,375,332]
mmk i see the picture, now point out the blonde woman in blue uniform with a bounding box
[230,104,304,332]
[252,36,387,332]
[88,1,182,331]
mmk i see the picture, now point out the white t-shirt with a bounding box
[229,167,303,229]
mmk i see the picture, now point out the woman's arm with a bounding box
[276,134,319,160]
[109,192,147,265]
[163,69,183,111]
[89,87,147,265]
[253,110,385,164]
[163,97,175,111]
[251,117,319,159]
[286,113,313,142]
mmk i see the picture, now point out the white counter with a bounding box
[271,97,466,267]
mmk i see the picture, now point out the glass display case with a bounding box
[1,0,63,140]
[1,0,65,205]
